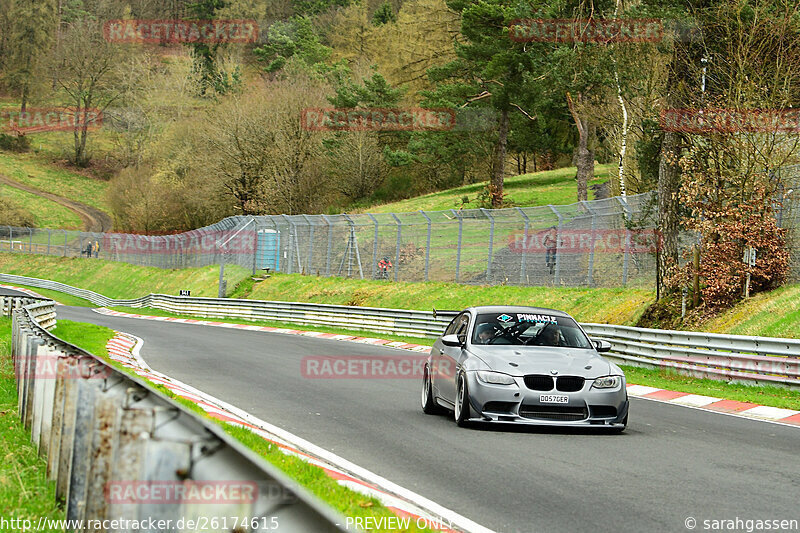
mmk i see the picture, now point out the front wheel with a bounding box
[454,373,471,427]
[421,366,444,414]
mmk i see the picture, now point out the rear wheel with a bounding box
[454,373,471,427]
[421,366,443,414]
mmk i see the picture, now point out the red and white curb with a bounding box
[106,332,492,533]
[0,284,50,300]
[626,385,800,427]
[96,307,800,430]
[95,307,431,352]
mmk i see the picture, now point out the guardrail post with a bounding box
[548,205,563,285]
[367,213,379,279]
[28,228,33,253]
[419,210,432,282]
[391,213,402,282]
[515,207,530,285]
[581,200,597,287]
[63,230,68,257]
[618,197,632,286]
[480,208,495,282]
[451,209,463,283]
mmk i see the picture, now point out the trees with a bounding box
[52,18,132,167]
[3,0,57,112]
[427,0,539,207]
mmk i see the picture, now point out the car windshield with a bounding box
[471,312,592,349]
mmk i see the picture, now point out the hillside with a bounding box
[361,164,615,213]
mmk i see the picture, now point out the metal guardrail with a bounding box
[582,323,800,387]
[9,299,348,531]
[2,273,798,387]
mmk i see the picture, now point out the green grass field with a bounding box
[701,284,800,338]
[363,164,615,213]
[0,184,83,229]
[0,152,111,214]
[0,318,64,529]
[0,253,250,299]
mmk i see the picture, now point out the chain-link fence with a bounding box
[5,180,800,287]
[0,192,665,288]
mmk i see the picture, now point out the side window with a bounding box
[455,314,470,343]
[444,315,460,336]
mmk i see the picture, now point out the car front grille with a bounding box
[555,376,585,392]
[519,405,588,421]
[523,375,554,391]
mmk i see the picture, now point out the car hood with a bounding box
[467,345,613,378]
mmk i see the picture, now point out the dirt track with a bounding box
[0,174,113,232]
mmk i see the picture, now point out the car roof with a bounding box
[464,305,571,318]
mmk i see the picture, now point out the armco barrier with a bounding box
[2,273,798,387]
[9,299,348,531]
[582,323,800,387]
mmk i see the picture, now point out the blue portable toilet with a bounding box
[256,229,280,271]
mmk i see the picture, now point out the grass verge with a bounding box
[622,366,800,411]
[54,319,434,532]
[247,273,653,326]
[0,318,64,528]
[0,253,250,299]
[3,283,93,307]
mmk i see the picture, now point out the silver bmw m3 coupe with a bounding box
[421,306,629,431]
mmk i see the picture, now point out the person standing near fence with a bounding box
[85,241,93,258]
[544,226,557,275]
[94,240,100,258]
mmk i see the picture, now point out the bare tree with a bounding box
[51,18,131,166]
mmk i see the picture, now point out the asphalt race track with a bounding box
[0,287,32,297]
[56,305,800,533]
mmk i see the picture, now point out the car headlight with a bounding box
[592,375,622,389]
[476,371,516,385]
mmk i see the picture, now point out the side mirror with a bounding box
[593,339,612,353]
[441,334,463,347]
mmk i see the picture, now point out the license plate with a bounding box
[539,394,569,404]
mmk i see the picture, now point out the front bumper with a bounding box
[464,371,629,428]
